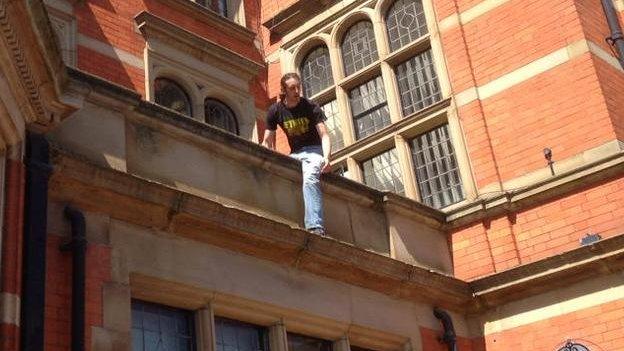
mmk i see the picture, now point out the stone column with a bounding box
[269,322,289,351]
[196,304,216,351]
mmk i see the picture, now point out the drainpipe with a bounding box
[60,206,86,351]
[433,307,458,351]
[601,0,624,69]
[21,132,52,351]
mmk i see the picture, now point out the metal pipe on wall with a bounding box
[601,0,624,69]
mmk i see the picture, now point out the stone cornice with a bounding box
[444,148,624,229]
[153,0,256,43]
[49,150,473,311]
[470,234,624,309]
[0,0,75,136]
[134,11,264,79]
[262,0,340,36]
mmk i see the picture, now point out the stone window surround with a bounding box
[128,275,412,351]
[160,0,248,31]
[43,0,77,67]
[136,11,264,140]
[280,0,476,209]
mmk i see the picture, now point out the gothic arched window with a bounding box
[300,46,334,97]
[385,0,428,52]
[341,21,379,76]
[204,98,239,135]
[154,78,192,116]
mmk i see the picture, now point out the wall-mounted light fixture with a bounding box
[543,147,555,176]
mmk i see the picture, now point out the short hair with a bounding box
[279,72,301,101]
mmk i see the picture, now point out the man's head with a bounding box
[280,72,302,105]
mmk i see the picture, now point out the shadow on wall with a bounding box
[73,0,142,91]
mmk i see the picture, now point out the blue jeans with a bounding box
[290,145,324,230]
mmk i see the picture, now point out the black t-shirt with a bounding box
[266,97,327,153]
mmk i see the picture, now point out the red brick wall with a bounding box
[484,299,624,350]
[0,159,25,351]
[44,234,111,351]
[451,176,624,280]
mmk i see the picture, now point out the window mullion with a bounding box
[336,86,356,146]
[394,135,419,200]
[380,61,402,123]
[196,305,216,351]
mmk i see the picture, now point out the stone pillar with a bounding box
[196,305,217,351]
[394,135,419,200]
[332,336,350,351]
[269,322,289,351]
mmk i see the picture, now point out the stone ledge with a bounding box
[470,234,624,309]
[48,151,472,311]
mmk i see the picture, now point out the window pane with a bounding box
[385,0,428,52]
[205,98,239,135]
[341,21,379,76]
[410,124,464,208]
[320,100,344,150]
[348,76,391,139]
[395,50,441,116]
[215,317,268,351]
[288,333,332,351]
[131,300,195,351]
[301,46,334,97]
[154,78,192,116]
[362,149,404,194]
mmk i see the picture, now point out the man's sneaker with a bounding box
[309,227,326,236]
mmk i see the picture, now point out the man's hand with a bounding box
[321,157,331,173]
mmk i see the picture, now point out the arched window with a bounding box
[341,21,379,76]
[154,78,192,116]
[204,98,239,135]
[300,46,334,98]
[385,0,428,52]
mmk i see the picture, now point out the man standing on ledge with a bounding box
[263,72,332,236]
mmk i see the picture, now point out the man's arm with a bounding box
[315,122,331,173]
[262,129,276,150]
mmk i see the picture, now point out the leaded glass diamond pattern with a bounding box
[215,317,268,351]
[320,100,344,150]
[395,50,441,116]
[410,124,464,208]
[132,300,194,351]
[301,46,334,97]
[341,21,379,76]
[362,149,404,194]
[349,76,391,139]
[205,98,239,135]
[386,0,428,52]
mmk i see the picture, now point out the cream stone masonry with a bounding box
[454,39,624,107]
[438,0,510,32]
[0,292,20,326]
[136,11,262,139]
[481,272,624,335]
[614,0,624,11]
[77,34,144,69]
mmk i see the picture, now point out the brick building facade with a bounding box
[0,0,623,351]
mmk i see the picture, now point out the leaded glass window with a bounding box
[341,21,379,76]
[215,317,268,351]
[204,98,239,135]
[196,0,227,16]
[320,100,344,150]
[395,50,441,116]
[287,333,332,351]
[131,300,195,351]
[385,0,428,52]
[362,149,404,194]
[154,78,192,116]
[301,46,334,97]
[410,124,464,208]
[348,76,391,139]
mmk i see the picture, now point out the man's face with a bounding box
[284,77,301,101]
